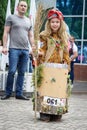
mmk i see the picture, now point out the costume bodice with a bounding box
[38,31,70,65]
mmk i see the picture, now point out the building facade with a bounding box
[56,0,87,81]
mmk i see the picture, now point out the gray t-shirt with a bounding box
[5,14,32,50]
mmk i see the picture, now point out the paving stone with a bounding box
[0,94,87,130]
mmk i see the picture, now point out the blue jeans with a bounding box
[5,49,29,96]
[69,61,74,84]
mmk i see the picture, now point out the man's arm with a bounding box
[2,26,10,54]
[28,30,36,57]
[70,44,78,61]
[70,51,78,61]
[28,30,35,47]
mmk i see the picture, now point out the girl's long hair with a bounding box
[44,19,68,47]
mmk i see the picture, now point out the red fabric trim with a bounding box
[47,9,64,20]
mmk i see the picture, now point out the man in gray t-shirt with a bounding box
[1,1,36,100]
[5,14,32,50]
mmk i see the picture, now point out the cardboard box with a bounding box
[38,66,68,98]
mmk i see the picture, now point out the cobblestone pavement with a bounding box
[0,94,87,130]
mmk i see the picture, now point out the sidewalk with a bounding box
[0,94,87,130]
[72,81,87,94]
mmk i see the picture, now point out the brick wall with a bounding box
[74,63,87,81]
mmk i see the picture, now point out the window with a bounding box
[56,0,87,64]
[56,0,83,15]
[65,17,82,39]
[83,42,87,63]
[85,0,87,14]
[84,18,87,39]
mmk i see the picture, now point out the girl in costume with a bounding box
[37,9,70,121]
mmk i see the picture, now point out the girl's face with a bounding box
[50,18,61,32]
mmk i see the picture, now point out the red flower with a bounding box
[56,41,60,47]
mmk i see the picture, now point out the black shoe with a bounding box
[1,95,11,100]
[40,113,50,122]
[15,95,30,100]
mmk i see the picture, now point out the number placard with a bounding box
[43,96,66,106]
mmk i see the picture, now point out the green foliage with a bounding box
[57,107,63,115]
[67,75,72,97]
[0,0,7,40]
[31,64,44,88]
[11,0,15,14]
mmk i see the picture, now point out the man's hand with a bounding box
[32,45,36,52]
[2,47,8,55]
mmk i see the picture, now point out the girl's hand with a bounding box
[38,50,44,56]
